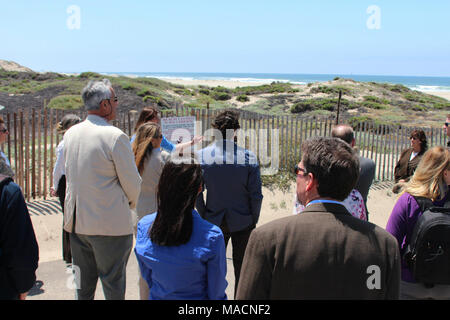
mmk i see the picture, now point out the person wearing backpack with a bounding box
[386,146,450,299]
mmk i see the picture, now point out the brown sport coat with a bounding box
[236,202,400,300]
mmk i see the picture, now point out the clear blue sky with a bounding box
[1,0,449,76]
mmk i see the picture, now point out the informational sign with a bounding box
[161,116,196,144]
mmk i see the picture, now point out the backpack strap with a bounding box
[412,196,434,213]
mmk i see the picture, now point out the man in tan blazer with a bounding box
[64,79,141,300]
[236,137,400,300]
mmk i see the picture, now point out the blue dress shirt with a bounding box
[134,209,228,300]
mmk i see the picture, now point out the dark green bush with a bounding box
[291,98,353,113]
[143,95,161,104]
[236,94,249,102]
[360,101,388,110]
[211,91,231,101]
[137,88,152,97]
[310,85,352,96]
[78,72,102,79]
[121,83,135,90]
[363,96,390,105]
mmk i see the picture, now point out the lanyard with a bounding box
[306,199,343,208]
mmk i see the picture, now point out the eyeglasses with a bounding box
[410,136,418,140]
[294,165,308,176]
[0,128,8,133]
[102,96,118,103]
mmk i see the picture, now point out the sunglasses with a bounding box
[294,165,308,176]
[0,128,8,133]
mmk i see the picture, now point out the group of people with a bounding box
[0,78,449,300]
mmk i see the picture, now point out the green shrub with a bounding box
[236,94,249,102]
[137,88,152,97]
[143,95,161,105]
[213,86,231,93]
[234,82,292,96]
[47,95,83,110]
[291,98,353,113]
[433,102,450,110]
[211,91,231,101]
[78,72,102,79]
[389,84,409,93]
[411,104,427,112]
[363,95,390,105]
[121,83,135,90]
[199,89,210,95]
[360,101,387,110]
[310,85,352,96]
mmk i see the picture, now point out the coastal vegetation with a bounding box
[1,66,449,128]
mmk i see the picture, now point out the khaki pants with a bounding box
[401,281,450,300]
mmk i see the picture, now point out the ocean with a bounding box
[104,72,450,93]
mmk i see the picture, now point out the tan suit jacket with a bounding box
[63,115,142,236]
[236,202,400,299]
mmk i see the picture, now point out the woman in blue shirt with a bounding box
[134,159,228,300]
[131,107,202,152]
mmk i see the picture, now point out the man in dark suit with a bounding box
[196,110,263,296]
[332,124,375,219]
[236,137,400,299]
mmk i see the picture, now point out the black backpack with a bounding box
[403,196,450,286]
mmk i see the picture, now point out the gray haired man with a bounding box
[63,79,141,300]
[331,124,376,219]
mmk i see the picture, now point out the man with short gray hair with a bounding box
[332,124,376,219]
[63,79,141,300]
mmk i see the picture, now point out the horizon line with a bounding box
[47,70,450,79]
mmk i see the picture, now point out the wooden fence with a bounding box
[0,105,448,201]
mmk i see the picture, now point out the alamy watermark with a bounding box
[366,265,381,290]
[366,5,381,30]
[66,264,81,290]
[67,5,81,30]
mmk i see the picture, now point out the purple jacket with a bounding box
[386,191,450,282]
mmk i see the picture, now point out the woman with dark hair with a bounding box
[50,114,81,264]
[131,107,203,153]
[134,159,228,300]
[393,129,428,193]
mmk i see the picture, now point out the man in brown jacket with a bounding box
[236,137,400,299]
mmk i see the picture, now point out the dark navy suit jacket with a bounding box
[196,140,263,233]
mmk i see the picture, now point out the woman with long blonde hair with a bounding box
[386,146,450,299]
[131,121,170,299]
